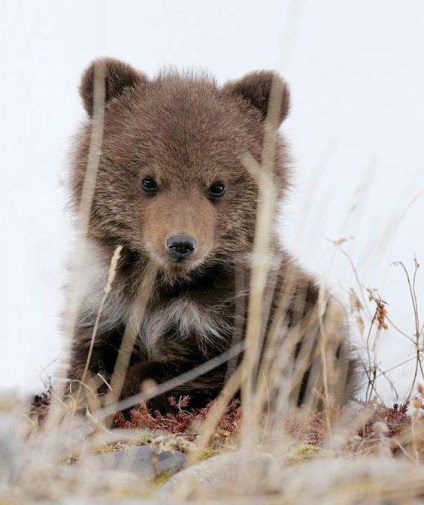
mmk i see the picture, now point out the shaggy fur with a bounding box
[65,58,356,413]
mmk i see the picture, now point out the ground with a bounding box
[2,388,424,504]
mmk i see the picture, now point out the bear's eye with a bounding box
[208,182,226,199]
[141,176,158,194]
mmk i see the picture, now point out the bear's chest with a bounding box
[139,297,234,360]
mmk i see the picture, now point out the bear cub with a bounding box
[65,58,356,415]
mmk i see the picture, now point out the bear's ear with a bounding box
[79,58,147,117]
[222,71,290,126]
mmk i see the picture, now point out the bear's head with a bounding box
[71,58,291,282]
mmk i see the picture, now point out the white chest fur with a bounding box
[140,298,232,359]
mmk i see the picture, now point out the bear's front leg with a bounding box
[119,359,228,413]
[66,324,138,403]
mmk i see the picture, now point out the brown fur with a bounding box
[65,58,357,413]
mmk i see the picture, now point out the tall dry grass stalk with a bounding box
[394,260,423,398]
[76,244,123,404]
[101,263,158,425]
[44,60,107,431]
[236,71,348,453]
[239,146,278,444]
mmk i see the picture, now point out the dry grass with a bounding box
[4,54,424,505]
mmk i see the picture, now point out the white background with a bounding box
[1,0,423,403]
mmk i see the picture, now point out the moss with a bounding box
[286,444,334,465]
[153,470,173,487]
[197,446,222,461]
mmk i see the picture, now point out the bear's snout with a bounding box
[141,191,216,273]
[167,235,197,262]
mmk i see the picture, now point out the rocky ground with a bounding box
[2,390,424,504]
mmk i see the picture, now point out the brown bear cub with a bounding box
[65,58,356,415]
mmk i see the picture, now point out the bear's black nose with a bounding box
[167,235,197,261]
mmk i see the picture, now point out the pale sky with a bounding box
[1,0,423,403]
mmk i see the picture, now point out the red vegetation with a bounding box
[363,402,410,439]
[113,396,242,442]
[30,390,422,458]
[30,391,51,425]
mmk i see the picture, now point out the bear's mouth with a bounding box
[164,256,206,274]
[146,248,206,277]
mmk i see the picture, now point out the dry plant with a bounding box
[393,259,423,398]
[44,59,107,431]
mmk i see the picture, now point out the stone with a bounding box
[86,445,186,479]
[278,456,424,503]
[161,451,275,497]
[0,412,25,482]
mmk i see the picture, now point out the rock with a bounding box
[0,412,25,482]
[86,445,186,479]
[279,456,424,503]
[160,451,424,503]
[161,451,275,497]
